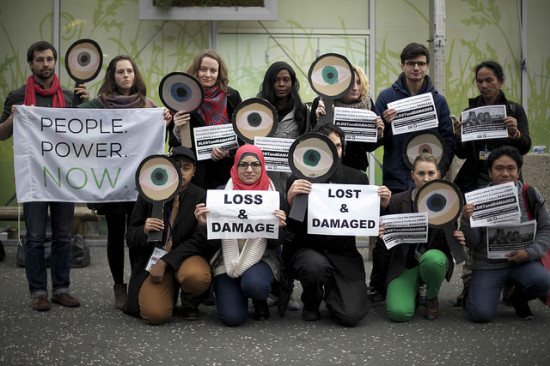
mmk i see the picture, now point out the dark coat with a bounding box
[284,165,370,281]
[310,96,382,172]
[168,88,242,189]
[453,92,531,193]
[123,183,219,317]
[375,74,454,192]
[384,189,454,285]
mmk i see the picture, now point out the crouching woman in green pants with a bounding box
[379,153,465,321]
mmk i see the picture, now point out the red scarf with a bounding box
[198,86,229,126]
[24,74,66,107]
[230,145,271,191]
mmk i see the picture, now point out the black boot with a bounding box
[252,299,270,321]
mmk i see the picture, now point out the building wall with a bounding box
[0,0,548,207]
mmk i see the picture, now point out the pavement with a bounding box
[1,244,549,366]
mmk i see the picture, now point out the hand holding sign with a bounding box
[65,39,103,106]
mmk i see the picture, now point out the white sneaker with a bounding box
[287,295,301,311]
[267,294,278,307]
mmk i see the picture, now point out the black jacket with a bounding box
[123,183,219,317]
[453,92,531,193]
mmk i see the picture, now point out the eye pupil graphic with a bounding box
[151,168,168,186]
[176,87,187,98]
[426,193,446,212]
[247,112,262,127]
[304,149,321,166]
[322,66,338,85]
[77,52,90,66]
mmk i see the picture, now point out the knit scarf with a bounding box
[334,95,371,111]
[24,74,66,107]
[198,86,229,126]
[221,178,274,278]
[97,93,155,109]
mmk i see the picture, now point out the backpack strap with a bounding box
[522,184,540,221]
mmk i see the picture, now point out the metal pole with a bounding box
[210,21,218,50]
[53,0,60,77]
[429,0,445,95]
[368,0,376,184]
[519,0,527,108]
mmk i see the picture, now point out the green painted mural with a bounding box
[0,0,548,208]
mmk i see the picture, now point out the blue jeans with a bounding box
[213,261,274,326]
[467,261,550,322]
[23,202,74,297]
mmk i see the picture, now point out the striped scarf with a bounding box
[198,86,229,126]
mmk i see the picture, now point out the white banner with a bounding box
[13,105,166,203]
[380,212,428,249]
[307,183,380,236]
[254,136,293,173]
[388,93,438,135]
[193,124,239,161]
[206,190,280,240]
[333,107,378,143]
[465,182,521,227]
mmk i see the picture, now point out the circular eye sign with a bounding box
[414,179,464,227]
[64,39,103,83]
[288,132,339,183]
[159,72,204,113]
[403,130,447,170]
[232,98,278,144]
[135,155,182,203]
[308,53,354,99]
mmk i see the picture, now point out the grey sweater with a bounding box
[461,181,550,270]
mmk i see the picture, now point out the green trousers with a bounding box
[386,249,448,322]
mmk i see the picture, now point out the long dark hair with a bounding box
[474,60,505,83]
[98,55,147,103]
[259,61,307,134]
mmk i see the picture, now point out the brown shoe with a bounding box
[52,293,80,307]
[32,295,51,311]
[114,284,128,310]
[424,297,439,320]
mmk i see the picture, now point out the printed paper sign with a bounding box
[307,183,380,236]
[487,221,536,259]
[193,124,239,161]
[465,182,521,227]
[460,105,508,142]
[333,107,378,143]
[388,93,438,135]
[380,212,428,249]
[13,105,166,203]
[254,136,293,173]
[206,190,280,240]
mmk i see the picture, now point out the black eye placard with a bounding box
[136,155,182,242]
[308,53,354,99]
[288,132,339,183]
[232,98,278,144]
[403,130,447,170]
[414,179,467,263]
[65,39,103,84]
[159,72,204,114]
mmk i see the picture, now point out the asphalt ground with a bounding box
[1,244,549,366]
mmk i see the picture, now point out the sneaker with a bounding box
[287,295,301,311]
[181,305,201,321]
[424,297,439,320]
[253,300,270,321]
[32,295,51,311]
[51,293,80,307]
[266,294,278,308]
[509,289,534,320]
[301,309,321,322]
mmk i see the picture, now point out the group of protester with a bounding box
[1,40,548,328]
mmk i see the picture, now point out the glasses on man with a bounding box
[238,162,262,170]
[404,61,428,67]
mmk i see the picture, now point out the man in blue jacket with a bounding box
[369,42,455,301]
